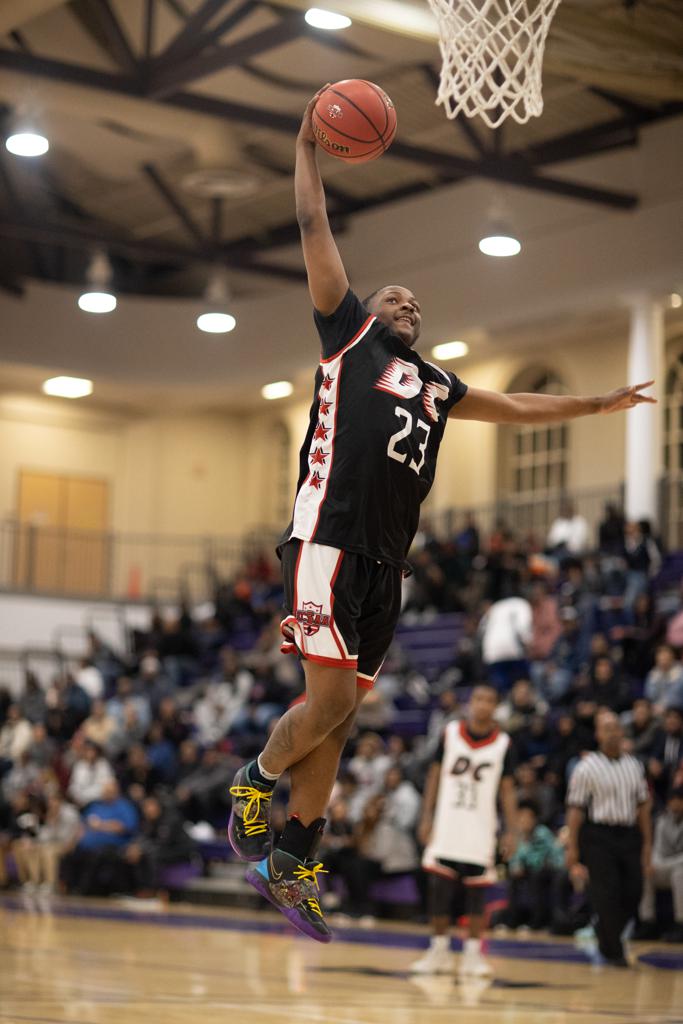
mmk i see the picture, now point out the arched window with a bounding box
[498,368,569,535]
[663,344,683,547]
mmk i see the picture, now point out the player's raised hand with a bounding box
[598,381,656,414]
[298,85,330,145]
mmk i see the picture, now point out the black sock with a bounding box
[246,759,277,791]
[278,816,326,862]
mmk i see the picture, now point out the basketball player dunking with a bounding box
[412,685,515,978]
[228,89,655,942]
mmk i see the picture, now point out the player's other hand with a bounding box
[598,380,656,414]
[417,817,432,846]
[298,85,331,145]
[500,831,518,860]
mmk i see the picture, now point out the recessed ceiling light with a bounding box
[78,291,117,314]
[197,312,236,334]
[670,292,682,309]
[432,341,469,360]
[6,132,49,157]
[261,381,293,400]
[305,8,352,30]
[42,376,93,399]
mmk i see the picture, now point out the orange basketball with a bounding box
[312,80,397,163]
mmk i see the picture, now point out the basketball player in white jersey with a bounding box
[411,684,518,977]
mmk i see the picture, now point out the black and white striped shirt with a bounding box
[566,752,649,826]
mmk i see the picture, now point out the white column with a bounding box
[624,296,664,523]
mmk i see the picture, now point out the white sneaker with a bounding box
[410,945,454,975]
[458,950,493,978]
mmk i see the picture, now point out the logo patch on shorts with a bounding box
[296,601,331,637]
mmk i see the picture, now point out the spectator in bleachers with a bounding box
[175,746,236,824]
[666,581,683,648]
[67,740,114,808]
[598,503,625,557]
[612,591,666,682]
[145,721,178,785]
[347,733,392,822]
[546,713,582,799]
[514,762,559,827]
[532,606,583,704]
[623,520,661,611]
[8,790,43,890]
[135,654,174,716]
[0,704,33,770]
[119,743,162,804]
[106,676,151,735]
[12,792,80,896]
[622,699,660,763]
[455,512,480,564]
[572,655,631,716]
[29,723,57,770]
[62,779,138,896]
[18,671,47,724]
[157,696,191,746]
[47,672,91,737]
[81,699,121,757]
[529,581,562,662]
[158,612,200,687]
[546,501,589,557]
[502,799,566,931]
[649,707,683,803]
[75,657,105,702]
[356,766,420,895]
[638,786,683,942]
[3,751,42,801]
[480,592,533,691]
[123,795,195,895]
[645,645,683,714]
[495,678,548,734]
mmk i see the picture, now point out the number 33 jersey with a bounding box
[424,720,512,869]
[281,289,468,569]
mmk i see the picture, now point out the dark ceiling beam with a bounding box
[0,48,641,210]
[143,0,156,60]
[0,216,306,281]
[516,118,640,167]
[588,87,656,121]
[149,16,304,97]
[70,0,139,75]
[9,30,31,53]
[241,61,319,93]
[161,0,190,19]
[158,0,232,62]
[142,163,208,249]
[186,0,258,56]
[0,150,50,279]
[211,197,222,246]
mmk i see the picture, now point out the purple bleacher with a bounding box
[394,612,464,680]
[158,862,202,889]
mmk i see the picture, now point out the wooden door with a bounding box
[16,471,109,595]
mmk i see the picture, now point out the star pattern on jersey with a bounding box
[310,447,329,466]
[320,374,334,392]
[318,399,332,417]
[309,470,325,490]
[313,421,330,442]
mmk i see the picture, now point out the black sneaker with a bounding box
[228,764,273,862]
[246,849,332,943]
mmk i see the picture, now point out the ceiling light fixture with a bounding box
[197,266,236,334]
[432,341,469,360]
[78,251,117,313]
[42,376,93,399]
[261,381,294,400]
[305,8,352,30]
[6,131,49,157]
[478,226,521,257]
[670,292,682,309]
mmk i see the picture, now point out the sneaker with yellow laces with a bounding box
[228,764,274,862]
[246,849,332,943]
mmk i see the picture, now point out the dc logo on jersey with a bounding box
[296,601,331,637]
[374,358,422,399]
[423,381,450,422]
[450,756,493,781]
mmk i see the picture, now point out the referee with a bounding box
[566,710,652,966]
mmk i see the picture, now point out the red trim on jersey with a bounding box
[328,548,347,659]
[303,652,358,669]
[424,863,458,880]
[310,357,343,540]
[320,314,375,364]
[356,675,375,691]
[459,719,500,749]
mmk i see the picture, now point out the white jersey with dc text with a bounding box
[424,719,511,868]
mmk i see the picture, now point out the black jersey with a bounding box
[280,289,468,569]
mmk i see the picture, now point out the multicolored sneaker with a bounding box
[245,849,332,943]
[228,764,274,862]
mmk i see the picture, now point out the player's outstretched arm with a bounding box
[296,89,349,316]
[449,381,656,424]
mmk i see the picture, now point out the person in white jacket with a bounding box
[0,704,33,764]
[67,741,114,808]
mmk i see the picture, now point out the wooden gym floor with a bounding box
[1,899,682,1024]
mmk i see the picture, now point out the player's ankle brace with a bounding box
[278,815,326,862]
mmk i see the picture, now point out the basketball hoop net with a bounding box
[426,0,562,129]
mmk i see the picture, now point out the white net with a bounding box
[427,0,562,129]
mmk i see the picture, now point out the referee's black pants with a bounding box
[581,823,642,961]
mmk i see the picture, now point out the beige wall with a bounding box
[0,323,660,547]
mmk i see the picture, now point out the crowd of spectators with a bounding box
[0,504,682,943]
